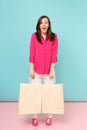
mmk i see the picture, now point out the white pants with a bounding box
[30,72,56,119]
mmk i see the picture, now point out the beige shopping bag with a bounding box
[42,84,64,114]
[18,83,64,114]
[18,83,42,114]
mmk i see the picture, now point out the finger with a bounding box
[49,75,54,79]
[30,74,35,79]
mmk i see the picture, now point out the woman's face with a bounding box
[39,18,49,35]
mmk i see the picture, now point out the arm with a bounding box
[30,63,35,79]
[51,34,58,63]
[49,63,55,79]
[29,34,35,78]
[49,34,58,79]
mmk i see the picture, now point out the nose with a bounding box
[42,22,46,25]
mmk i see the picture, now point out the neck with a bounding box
[41,33,46,39]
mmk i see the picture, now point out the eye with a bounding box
[45,22,48,24]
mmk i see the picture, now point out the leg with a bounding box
[43,73,56,126]
[30,73,42,127]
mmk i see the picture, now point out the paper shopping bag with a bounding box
[18,83,42,114]
[42,84,64,114]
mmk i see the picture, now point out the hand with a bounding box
[49,70,54,80]
[30,69,35,79]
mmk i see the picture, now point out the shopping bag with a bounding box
[18,83,64,114]
[18,83,42,114]
[42,84,64,114]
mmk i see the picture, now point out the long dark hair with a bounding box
[36,15,55,43]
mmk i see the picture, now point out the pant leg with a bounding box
[43,71,56,84]
[30,73,42,119]
[30,72,42,84]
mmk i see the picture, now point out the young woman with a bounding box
[29,15,58,127]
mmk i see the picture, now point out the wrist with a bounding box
[30,63,34,70]
[50,63,55,71]
[50,67,54,72]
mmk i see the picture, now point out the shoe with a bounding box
[32,118,38,128]
[46,118,52,127]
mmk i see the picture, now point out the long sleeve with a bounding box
[51,34,58,63]
[29,34,35,63]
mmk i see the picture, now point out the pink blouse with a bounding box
[29,33,58,74]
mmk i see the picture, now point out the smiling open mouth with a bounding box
[42,27,46,30]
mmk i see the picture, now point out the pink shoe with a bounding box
[32,118,38,128]
[46,118,52,127]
